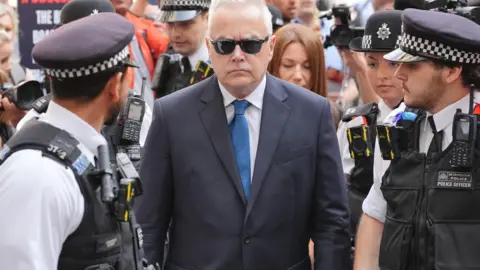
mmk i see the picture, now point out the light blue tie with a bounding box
[229,100,251,201]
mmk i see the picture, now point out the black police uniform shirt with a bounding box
[362,92,480,223]
[0,101,106,269]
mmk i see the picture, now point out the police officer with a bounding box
[354,9,480,270]
[152,0,212,97]
[0,13,157,270]
[18,0,152,150]
[267,3,285,32]
[339,9,404,252]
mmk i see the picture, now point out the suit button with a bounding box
[244,236,250,244]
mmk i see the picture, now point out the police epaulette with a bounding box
[342,102,379,122]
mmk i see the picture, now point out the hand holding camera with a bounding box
[339,49,367,76]
[0,94,27,127]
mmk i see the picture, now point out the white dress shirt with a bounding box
[363,93,480,222]
[338,100,393,176]
[0,101,106,270]
[218,75,266,181]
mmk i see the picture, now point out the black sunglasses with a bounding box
[209,36,269,55]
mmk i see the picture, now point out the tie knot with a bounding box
[233,100,250,115]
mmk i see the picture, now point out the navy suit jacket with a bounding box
[136,73,351,270]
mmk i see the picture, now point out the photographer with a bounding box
[0,70,27,147]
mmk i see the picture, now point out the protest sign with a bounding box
[17,0,69,72]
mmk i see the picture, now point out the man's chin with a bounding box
[403,98,423,110]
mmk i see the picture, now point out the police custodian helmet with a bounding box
[60,0,115,25]
[384,8,480,64]
[349,10,403,52]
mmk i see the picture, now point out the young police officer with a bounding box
[355,8,480,270]
[152,0,212,97]
[0,13,157,270]
[339,8,404,252]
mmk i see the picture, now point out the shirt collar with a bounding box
[377,99,392,120]
[218,74,266,110]
[430,92,480,132]
[39,101,107,163]
[187,43,209,71]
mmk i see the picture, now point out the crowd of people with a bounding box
[1,0,480,269]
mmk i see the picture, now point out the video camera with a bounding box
[1,80,44,110]
[321,4,364,49]
[405,0,480,24]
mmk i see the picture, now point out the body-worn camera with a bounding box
[190,60,214,85]
[406,0,480,24]
[1,80,44,110]
[321,5,364,49]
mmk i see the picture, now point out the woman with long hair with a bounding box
[268,23,342,129]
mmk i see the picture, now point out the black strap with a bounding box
[0,121,92,176]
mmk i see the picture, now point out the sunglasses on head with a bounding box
[209,36,269,55]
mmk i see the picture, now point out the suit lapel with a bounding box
[246,74,290,219]
[198,76,247,205]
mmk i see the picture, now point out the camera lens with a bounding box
[331,25,354,47]
[352,139,366,153]
[16,81,44,110]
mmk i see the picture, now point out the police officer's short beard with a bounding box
[104,100,122,126]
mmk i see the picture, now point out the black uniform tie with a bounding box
[181,56,192,74]
[427,116,444,155]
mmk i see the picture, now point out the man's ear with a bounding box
[105,72,123,103]
[444,65,463,85]
[206,37,213,58]
[268,35,277,61]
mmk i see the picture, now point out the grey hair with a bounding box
[207,0,273,37]
[0,4,17,41]
[0,4,19,65]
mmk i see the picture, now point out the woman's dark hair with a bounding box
[49,66,127,102]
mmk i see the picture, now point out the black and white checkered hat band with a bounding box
[361,34,402,49]
[45,46,129,79]
[362,35,372,49]
[401,33,480,64]
[161,0,209,10]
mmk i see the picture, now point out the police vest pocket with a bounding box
[380,188,419,221]
[379,217,413,270]
[434,222,480,269]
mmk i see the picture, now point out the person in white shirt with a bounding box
[151,0,211,98]
[337,9,404,251]
[16,0,152,147]
[354,9,480,270]
[0,13,151,270]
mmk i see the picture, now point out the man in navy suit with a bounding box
[135,0,351,269]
